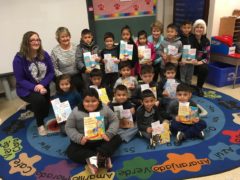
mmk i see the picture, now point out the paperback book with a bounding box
[104,54,118,73]
[164,79,179,98]
[113,105,134,128]
[119,40,133,60]
[178,102,199,124]
[140,84,157,98]
[83,52,100,70]
[151,121,170,144]
[89,86,110,104]
[182,45,196,63]
[138,46,151,64]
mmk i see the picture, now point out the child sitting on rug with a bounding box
[136,89,163,140]
[65,88,121,175]
[54,74,82,135]
[167,83,207,146]
[109,84,138,142]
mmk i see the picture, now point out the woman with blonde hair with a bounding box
[13,31,54,136]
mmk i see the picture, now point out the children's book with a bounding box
[138,46,151,64]
[119,40,133,60]
[113,105,134,128]
[178,102,199,124]
[83,52,100,70]
[140,84,157,98]
[104,54,118,73]
[164,79,179,98]
[51,98,72,124]
[182,45,196,63]
[122,77,135,89]
[151,121,170,144]
[167,45,178,56]
[89,86,110,104]
[84,112,105,140]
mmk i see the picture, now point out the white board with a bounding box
[0,0,89,75]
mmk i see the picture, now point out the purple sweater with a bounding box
[13,51,54,97]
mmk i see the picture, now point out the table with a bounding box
[210,53,240,88]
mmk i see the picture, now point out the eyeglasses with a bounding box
[29,39,41,43]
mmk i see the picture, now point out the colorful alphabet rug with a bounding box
[0,89,240,180]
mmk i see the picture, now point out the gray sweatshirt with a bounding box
[65,103,119,144]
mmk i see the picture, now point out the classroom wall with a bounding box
[207,0,240,38]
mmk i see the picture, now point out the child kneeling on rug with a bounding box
[168,83,207,146]
[65,88,122,175]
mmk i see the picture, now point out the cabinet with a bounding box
[218,16,240,43]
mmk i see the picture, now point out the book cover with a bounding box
[151,121,170,144]
[119,40,133,60]
[164,79,179,98]
[104,54,118,73]
[84,115,105,140]
[51,98,72,124]
[83,52,100,70]
[113,106,134,128]
[182,45,196,63]
[122,77,135,89]
[138,46,151,64]
[140,84,157,98]
[98,88,110,104]
[178,103,199,124]
[126,44,133,60]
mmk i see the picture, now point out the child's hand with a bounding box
[175,116,180,122]
[192,117,200,123]
[130,107,135,114]
[85,69,91,74]
[95,56,101,62]
[162,53,168,61]
[155,100,160,107]
[162,90,169,97]
[138,53,144,59]
[146,127,153,133]
[80,136,88,145]
[101,134,110,142]
[114,59,120,64]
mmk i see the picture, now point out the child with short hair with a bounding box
[54,74,82,134]
[148,20,165,82]
[100,32,120,89]
[160,23,182,74]
[135,30,156,75]
[179,21,196,85]
[114,61,138,99]
[136,89,163,140]
[75,29,101,90]
[109,85,138,142]
[132,65,159,108]
[90,68,112,101]
[119,25,138,72]
[167,83,207,145]
[65,88,121,174]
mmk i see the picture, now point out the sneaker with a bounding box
[174,131,185,146]
[86,158,98,175]
[97,153,107,168]
[106,157,113,170]
[197,131,205,140]
[38,125,47,136]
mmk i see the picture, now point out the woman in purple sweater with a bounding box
[13,31,54,136]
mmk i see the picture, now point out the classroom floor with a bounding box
[0,78,239,179]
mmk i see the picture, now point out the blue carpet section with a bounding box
[0,89,240,180]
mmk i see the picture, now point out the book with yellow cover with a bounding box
[151,121,170,144]
[84,115,105,140]
[98,88,110,104]
[178,102,199,124]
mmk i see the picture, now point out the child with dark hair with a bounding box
[65,88,121,174]
[136,89,163,140]
[89,68,112,101]
[109,85,138,142]
[100,32,120,89]
[119,25,138,72]
[179,20,196,85]
[114,61,138,99]
[160,23,182,75]
[75,28,101,91]
[132,65,160,108]
[167,83,207,145]
[135,30,156,75]
[54,74,82,134]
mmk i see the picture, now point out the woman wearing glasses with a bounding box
[13,31,54,136]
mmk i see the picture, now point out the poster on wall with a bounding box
[93,0,156,20]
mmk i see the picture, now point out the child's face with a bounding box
[167,28,178,40]
[138,35,147,45]
[120,67,131,78]
[165,70,176,79]
[181,24,192,36]
[114,90,128,104]
[83,96,99,112]
[152,27,161,39]
[176,91,192,103]
[82,33,93,45]
[121,29,131,42]
[194,24,205,36]
[105,37,114,49]
[140,73,154,84]
[143,97,156,112]
[90,76,102,87]
[59,79,71,92]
